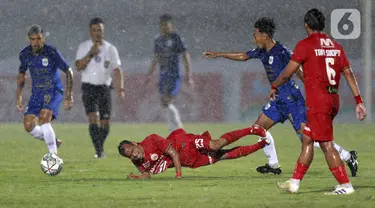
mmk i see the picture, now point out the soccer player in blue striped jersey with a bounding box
[145,14,194,133]
[203,17,358,176]
[16,25,73,155]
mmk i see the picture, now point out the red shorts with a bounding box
[303,113,336,142]
[167,129,217,168]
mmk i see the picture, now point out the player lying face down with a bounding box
[118,126,269,179]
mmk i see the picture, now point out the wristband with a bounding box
[271,83,278,90]
[354,95,363,104]
[176,171,182,177]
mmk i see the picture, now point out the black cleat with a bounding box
[346,151,358,177]
[256,163,282,175]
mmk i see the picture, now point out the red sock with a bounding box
[330,165,350,184]
[225,142,264,159]
[220,128,251,145]
[292,162,310,180]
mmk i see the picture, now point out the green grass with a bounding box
[0,123,374,208]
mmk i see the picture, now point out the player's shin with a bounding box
[262,131,279,168]
[99,124,110,151]
[223,140,268,160]
[41,123,57,154]
[29,126,44,140]
[166,104,183,132]
[332,142,351,161]
[89,124,101,155]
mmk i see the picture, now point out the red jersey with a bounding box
[132,134,173,175]
[291,33,350,114]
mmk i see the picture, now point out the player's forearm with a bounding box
[129,172,151,179]
[217,52,249,61]
[272,61,300,88]
[65,68,74,98]
[166,147,182,177]
[75,53,93,71]
[343,67,362,98]
[147,56,158,76]
[114,68,124,93]
[16,73,25,96]
[183,52,192,77]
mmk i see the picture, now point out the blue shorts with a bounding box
[25,90,63,119]
[158,75,181,97]
[262,98,306,132]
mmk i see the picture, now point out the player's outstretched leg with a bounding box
[38,109,58,154]
[278,134,314,193]
[319,141,354,195]
[218,137,270,160]
[313,142,358,177]
[208,125,266,152]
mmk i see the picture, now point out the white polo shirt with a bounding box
[75,40,121,86]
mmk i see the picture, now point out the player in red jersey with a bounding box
[268,9,366,195]
[118,125,269,179]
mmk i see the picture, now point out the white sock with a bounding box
[333,142,351,161]
[41,123,57,154]
[340,183,353,189]
[262,131,279,168]
[29,126,44,140]
[165,104,183,132]
[313,142,350,161]
[290,178,301,186]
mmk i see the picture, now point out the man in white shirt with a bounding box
[75,17,125,158]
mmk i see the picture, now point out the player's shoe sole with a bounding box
[256,163,282,175]
[346,150,358,177]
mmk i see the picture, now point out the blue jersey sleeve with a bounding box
[19,53,28,73]
[175,35,187,54]
[280,47,293,65]
[53,49,70,72]
[246,48,260,59]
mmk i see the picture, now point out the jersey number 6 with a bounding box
[325,58,336,85]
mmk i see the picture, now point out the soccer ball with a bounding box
[40,153,63,176]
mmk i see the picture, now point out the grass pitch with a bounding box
[0,123,374,208]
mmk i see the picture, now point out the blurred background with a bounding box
[0,0,373,123]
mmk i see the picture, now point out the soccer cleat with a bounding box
[256,163,282,175]
[56,139,62,148]
[277,180,299,193]
[325,185,354,195]
[346,151,358,177]
[250,124,266,137]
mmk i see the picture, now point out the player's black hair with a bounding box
[304,8,325,31]
[28,24,43,36]
[89,17,104,27]
[254,17,276,38]
[160,14,172,23]
[118,140,133,156]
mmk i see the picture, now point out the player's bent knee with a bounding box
[100,119,110,126]
[23,118,36,132]
[87,112,99,124]
[319,141,333,153]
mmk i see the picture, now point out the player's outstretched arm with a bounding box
[165,146,182,178]
[202,51,249,61]
[16,72,26,111]
[342,67,366,120]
